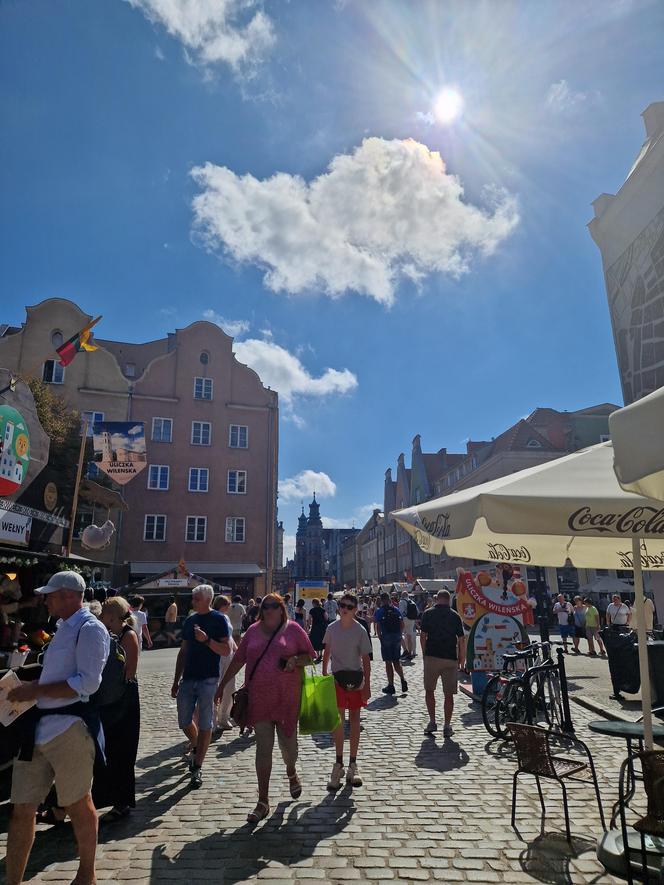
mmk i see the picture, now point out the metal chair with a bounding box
[509,722,606,841]
[618,750,664,884]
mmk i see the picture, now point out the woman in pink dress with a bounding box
[218,593,314,823]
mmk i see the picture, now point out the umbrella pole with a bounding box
[632,536,653,750]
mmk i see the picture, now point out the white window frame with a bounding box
[186,515,207,543]
[151,417,173,443]
[188,467,209,493]
[80,411,104,436]
[225,516,246,543]
[147,464,170,490]
[229,424,248,449]
[191,421,211,446]
[43,360,65,384]
[193,377,213,401]
[144,514,167,542]
[227,469,247,495]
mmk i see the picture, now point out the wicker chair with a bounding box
[619,751,664,884]
[509,722,606,841]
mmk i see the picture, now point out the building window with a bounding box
[194,377,213,400]
[148,464,170,490]
[152,417,173,443]
[191,421,211,445]
[186,516,207,543]
[144,514,167,541]
[225,516,245,543]
[227,470,247,494]
[200,351,209,365]
[80,411,104,436]
[51,330,64,349]
[42,360,64,384]
[229,424,248,449]
[125,363,136,377]
[188,467,209,492]
[527,439,542,448]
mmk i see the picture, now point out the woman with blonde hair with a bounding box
[93,596,141,823]
[217,593,314,823]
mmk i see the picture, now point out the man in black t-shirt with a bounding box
[171,585,230,788]
[419,590,465,738]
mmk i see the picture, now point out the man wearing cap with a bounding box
[5,571,110,885]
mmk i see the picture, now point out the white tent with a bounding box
[392,441,664,747]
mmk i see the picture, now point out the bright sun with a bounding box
[433,88,463,124]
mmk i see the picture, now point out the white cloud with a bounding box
[279,470,337,502]
[202,309,250,338]
[546,80,600,115]
[126,0,275,73]
[154,45,165,61]
[282,533,297,563]
[322,502,382,530]
[190,137,519,306]
[233,336,357,423]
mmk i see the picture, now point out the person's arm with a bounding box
[626,605,632,625]
[215,652,245,702]
[457,634,467,670]
[172,640,188,698]
[375,611,383,640]
[193,623,231,657]
[121,627,140,681]
[361,652,371,700]
[322,643,331,676]
[142,620,153,649]
[606,607,612,626]
[420,629,428,656]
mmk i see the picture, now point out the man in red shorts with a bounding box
[322,592,372,790]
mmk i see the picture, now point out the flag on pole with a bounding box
[56,317,101,367]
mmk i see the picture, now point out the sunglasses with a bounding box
[262,602,281,611]
[338,602,356,610]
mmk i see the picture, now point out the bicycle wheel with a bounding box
[540,669,564,730]
[481,674,503,738]
[494,680,528,739]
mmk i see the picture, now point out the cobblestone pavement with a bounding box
[0,649,630,884]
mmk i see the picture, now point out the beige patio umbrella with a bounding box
[610,388,664,750]
[391,441,664,747]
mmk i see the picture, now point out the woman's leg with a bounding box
[220,676,235,724]
[253,721,275,801]
[275,724,299,777]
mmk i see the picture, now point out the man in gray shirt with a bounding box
[323,592,372,791]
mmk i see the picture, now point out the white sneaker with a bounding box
[443,724,454,737]
[346,762,362,787]
[424,721,438,734]
[327,762,345,791]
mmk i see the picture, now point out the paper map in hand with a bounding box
[0,669,36,727]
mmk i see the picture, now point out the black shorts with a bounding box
[574,626,586,639]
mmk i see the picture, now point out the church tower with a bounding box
[306,493,324,578]
[294,506,307,578]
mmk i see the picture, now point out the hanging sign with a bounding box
[0,406,30,496]
[92,422,147,485]
[0,508,31,546]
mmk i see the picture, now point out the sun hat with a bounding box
[35,570,86,595]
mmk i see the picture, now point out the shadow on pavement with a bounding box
[517,831,597,885]
[366,695,398,711]
[135,741,184,769]
[414,737,469,772]
[148,790,356,883]
[483,738,517,759]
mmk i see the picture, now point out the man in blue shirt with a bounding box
[374,592,408,695]
[171,584,230,788]
[6,571,109,885]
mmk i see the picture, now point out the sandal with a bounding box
[287,771,302,799]
[247,800,270,824]
[36,806,67,827]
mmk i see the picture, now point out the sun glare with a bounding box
[433,88,463,124]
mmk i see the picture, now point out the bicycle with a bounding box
[481,642,548,738]
[494,647,565,740]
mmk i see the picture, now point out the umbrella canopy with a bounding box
[610,387,664,500]
[391,441,664,570]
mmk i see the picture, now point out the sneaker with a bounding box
[382,684,396,695]
[400,679,408,693]
[190,766,203,789]
[424,721,438,735]
[327,762,345,791]
[346,762,362,787]
[188,750,198,772]
[217,720,233,730]
[443,724,454,738]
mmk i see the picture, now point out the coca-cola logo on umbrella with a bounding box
[568,506,664,536]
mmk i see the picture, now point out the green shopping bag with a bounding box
[298,668,341,735]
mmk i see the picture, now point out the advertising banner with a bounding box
[0,508,31,546]
[0,405,30,496]
[92,422,147,485]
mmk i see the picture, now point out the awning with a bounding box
[0,546,112,567]
[128,561,264,577]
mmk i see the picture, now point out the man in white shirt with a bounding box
[606,594,631,628]
[130,595,152,650]
[324,593,338,623]
[632,596,656,635]
[6,571,109,885]
[228,595,246,640]
[552,593,574,653]
[399,590,417,660]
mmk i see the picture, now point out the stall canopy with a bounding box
[610,386,664,500]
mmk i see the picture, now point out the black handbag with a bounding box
[333,669,364,691]
[230,627,279,729]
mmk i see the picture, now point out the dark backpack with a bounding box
[92,634,127,708]
[381,605,401,634]
[406,601,418,621]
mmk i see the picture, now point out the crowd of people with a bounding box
[552,591,656,655]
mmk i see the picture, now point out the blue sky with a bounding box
[2,0,663,559]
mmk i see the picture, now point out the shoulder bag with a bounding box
[230,626,279,730]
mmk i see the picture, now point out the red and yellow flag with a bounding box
[56,316,101,367]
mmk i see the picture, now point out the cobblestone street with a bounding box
[0,649,627,884]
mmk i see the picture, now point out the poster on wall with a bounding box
[92,422,147,485]
[0,406,30,496]
[455,567,536,676]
